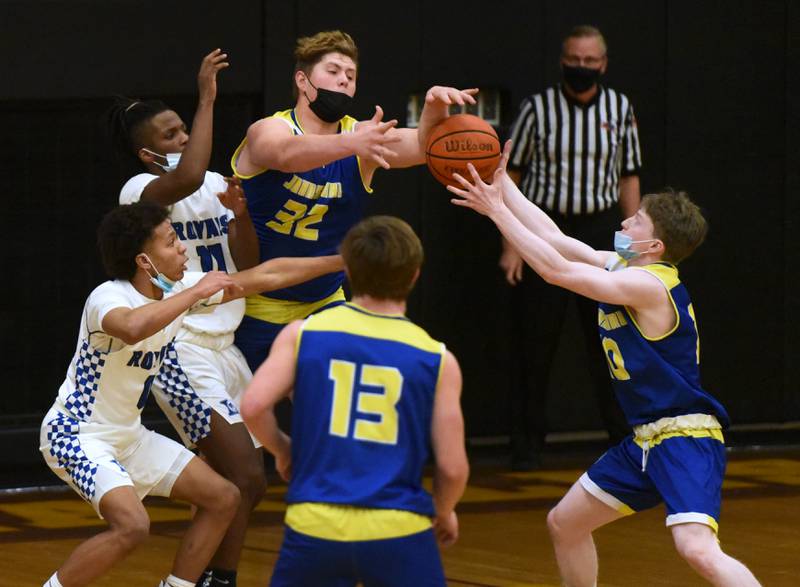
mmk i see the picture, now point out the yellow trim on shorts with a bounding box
[244,288,345,325]
[286,502,432,541]
[633,427,725,449]
[632,414,724,449]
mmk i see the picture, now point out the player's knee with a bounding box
[675,535,720,578]
[213,479,241,517]
[226,462,267,506]
[546,506,566,540]
[111,512,150,552]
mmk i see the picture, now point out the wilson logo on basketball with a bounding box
[444,138,495,153]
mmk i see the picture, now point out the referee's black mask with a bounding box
[561,65,601,94]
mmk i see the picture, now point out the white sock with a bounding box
[44,572,64,587]
[159,575,196,587]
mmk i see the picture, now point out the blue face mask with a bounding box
[140,253,176,293]
[614,231,656,261]
[142,148,181,172]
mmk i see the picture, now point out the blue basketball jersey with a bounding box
[286,303,445,517]
[231,110,372,302]
[598,262,729,427]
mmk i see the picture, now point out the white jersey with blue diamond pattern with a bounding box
[52,273,222,440]
[120,171,245,338]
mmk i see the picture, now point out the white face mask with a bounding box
[141,148,181,172]
[139,253,176,293]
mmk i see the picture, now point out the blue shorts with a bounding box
[269,526,446,587]
[235,300,346,371]
[581,434,726,531]
[234,315,285,372]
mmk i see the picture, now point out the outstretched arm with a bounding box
[238,106,401,175]
[139,49,229,205]
[449,164,663,308]
[364,86,479,173]
[491,141,612,268]
[222,255,344,301]
[241,321,300,481]
[102,272,238,345]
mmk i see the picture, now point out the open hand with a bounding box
[425,86,478,107]
[198,48,229,103]
[353,106,401,169]
[447,160,507,217]
[217,176,247,216]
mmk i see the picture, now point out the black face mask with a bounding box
[561,64,601,94]
[305,79,353,123]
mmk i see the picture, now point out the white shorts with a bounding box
[153,340,258,448]
[39,408,194,517]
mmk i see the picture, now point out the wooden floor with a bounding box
[2,449,798,586]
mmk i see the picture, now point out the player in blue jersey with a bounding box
[40,201,343,587]
[230,30,478,371]
[448,143,760,586]
[241,216,468,586]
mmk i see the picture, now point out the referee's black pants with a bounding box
[509,205,631,462]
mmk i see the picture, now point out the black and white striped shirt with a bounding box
[508,85,642,216]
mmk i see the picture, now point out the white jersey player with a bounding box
[109,49,261,586]
[40,201,343,587]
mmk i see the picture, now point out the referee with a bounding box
[503,25,640,470]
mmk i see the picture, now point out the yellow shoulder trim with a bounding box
[304,304,443,355]
[286,503,432,541]
[624,264,681,341]
[339,115,358,133]
[230,110,297,180]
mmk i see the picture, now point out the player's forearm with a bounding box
[433,461,469,517]
[143,102,214,206]
[235,255,344,297]
[227,213,260,270]
[416,100,449,154]
[105,288,202,345]
[501,176,562,242]
[254,133,357,173]
[384,128,425,169]
[242,404,290,456]
[491,206,572,285]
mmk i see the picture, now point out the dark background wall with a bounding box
[1,1,798,468]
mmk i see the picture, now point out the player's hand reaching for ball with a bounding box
[197,48,229,104]
[448,160,507,218]
[425,86,479,107]
[352,106,401,169]
[433,510,459,547]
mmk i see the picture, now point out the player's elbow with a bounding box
[436,457,470,489]
[239,393,261,426]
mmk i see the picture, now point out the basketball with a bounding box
[425,114,501,188]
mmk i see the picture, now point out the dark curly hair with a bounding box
[97,202,170,280]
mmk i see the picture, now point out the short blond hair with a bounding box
[293,30,358,97]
